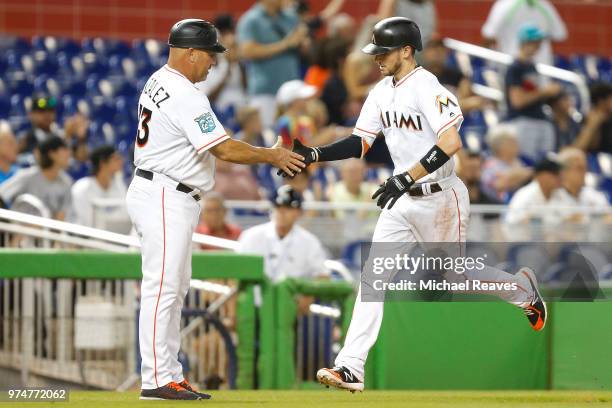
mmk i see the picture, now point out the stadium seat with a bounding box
[88,120,116,148]
[32,36,81,56]
[82,37,131,57]
[0,36,31,54]
[506,243,551,274]
[7,74,33,97]
[0,94,10,118]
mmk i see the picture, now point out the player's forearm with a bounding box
[210,138,273,165]
[309,135,365,162]
[405,128,462,182]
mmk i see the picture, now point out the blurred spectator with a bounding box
[481,0,567,65]
[293,0,346,36]
[18,93,61,155]
[276,80,317,147]
[71,145,127,228]
[481,125,533,201]
[456,150,501,211]
[197,14,247,113]
[0,137,72,220]
[326,12,356,43]
[284,169,318,202]
[234,106,270,147]
[0,121,18,185]
[573,82,612,153]
[422,33,486,114]
[327,158,377,218]
[503,24,561,162]
[319,38,351,124]
[18,93,89,167]
[552,147,610,223]
[238,185,328,282]
[196,192,242,250]
[378,0,437,48]
[505,155,562,225]
[549,90,582,150]
[237,0,309,128]
[214,159,262,200]
[67,140,91,181]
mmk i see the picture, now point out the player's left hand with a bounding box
[372,173,414,210]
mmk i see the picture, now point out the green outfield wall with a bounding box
[2,250,612,390]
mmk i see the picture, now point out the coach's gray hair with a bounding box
[487,124,518,155]
[203,191,226,206]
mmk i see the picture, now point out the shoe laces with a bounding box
[167,382,184,392]
[180,380,194,391]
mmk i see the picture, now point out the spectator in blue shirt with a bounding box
[503,24,562,162]
[0,121,18,185]
[237,0,309,128]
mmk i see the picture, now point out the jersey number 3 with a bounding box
[136,104,152,147]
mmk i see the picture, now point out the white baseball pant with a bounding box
[334,175,533,381]
[126,173,201,389]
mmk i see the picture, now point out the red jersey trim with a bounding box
[436,114,464,137]
[196,134,229,153]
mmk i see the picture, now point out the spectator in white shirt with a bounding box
[505,156,562,224]
[552,147,610,223]
[238,185,328,283]
[196,14,247,113]
[71,145,128,230]
[481,0,567,65]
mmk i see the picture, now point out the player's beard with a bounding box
[386,59,402,77]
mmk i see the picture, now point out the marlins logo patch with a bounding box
[194,112,216,133]
[435,94,458,114]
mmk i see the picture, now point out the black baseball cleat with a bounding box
[179,379,212,400]
[519,267,547,331]
[140,381,201,400]
[317,366,364,393]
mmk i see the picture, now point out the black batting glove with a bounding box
[277,139,317,178]
[371,173,415,210]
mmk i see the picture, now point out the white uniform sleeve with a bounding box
[505,187,532,224]
[544,1,568,41]
[352,90,383,148]
[417,76,463,137]
[481,0,508,38]
[177,94,230,154]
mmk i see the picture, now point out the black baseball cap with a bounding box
[534,156,562,174]
[272,185,303,209]
[31,93,58,111]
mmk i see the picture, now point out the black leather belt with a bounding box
[136,169,201,202]
[408,182,443,197]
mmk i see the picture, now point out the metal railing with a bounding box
[443,37,591,113]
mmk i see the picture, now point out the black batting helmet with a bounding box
[362,17,423,55]
[168,19,226,53]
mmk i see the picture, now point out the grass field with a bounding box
[5,390,612,408]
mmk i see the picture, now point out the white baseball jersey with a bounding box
[352,66,463,182]
[134,64,230,192]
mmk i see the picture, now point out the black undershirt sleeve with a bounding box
[313,135,364,162]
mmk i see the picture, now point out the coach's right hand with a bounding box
[270,136,306,178]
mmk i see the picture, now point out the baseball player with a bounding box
[126,19,304,400]
[280,17,548,392]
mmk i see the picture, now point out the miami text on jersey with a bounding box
[379,111,423,131]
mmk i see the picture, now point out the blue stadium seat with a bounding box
[80,52,110,77]
[82,37,131,57]
[87,96,116,123]
[0,94,10,118]
[341,240,368,271]
[554,55,573,71]
[62,78,87,97]
[32,36,81,56]
[88,120,116,148]
[0,36,31,54]
[7,74,33,97]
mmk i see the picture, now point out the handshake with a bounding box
[277,139,415,210]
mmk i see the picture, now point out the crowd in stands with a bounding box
[0,0,610,242]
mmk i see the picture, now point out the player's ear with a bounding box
[188,48,196,63]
